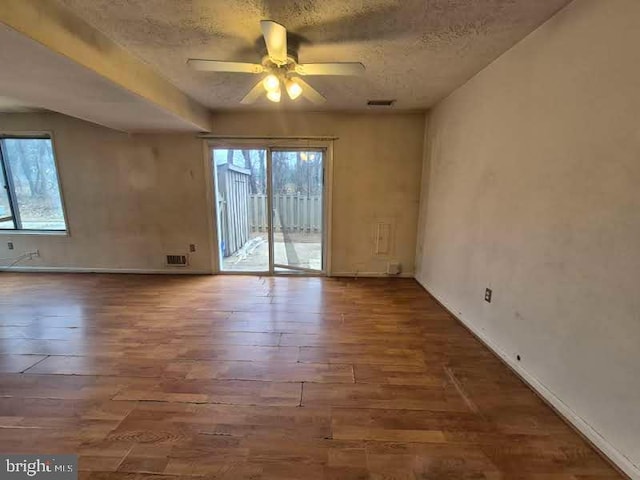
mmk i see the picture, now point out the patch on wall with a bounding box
[372,218,396,257]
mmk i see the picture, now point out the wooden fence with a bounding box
[217,164,251,257]
[217,163,322,258]
[249,194,322,233]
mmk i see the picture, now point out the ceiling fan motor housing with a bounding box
[261,52,299,68]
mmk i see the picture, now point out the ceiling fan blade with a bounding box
[295,63,365,76]
[240,80,266,104]
[295,78,326,105]
[187,59,264,74]
[260,20,288,65]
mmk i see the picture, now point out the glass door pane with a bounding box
[271,149,324,273]
[213,148,269,272]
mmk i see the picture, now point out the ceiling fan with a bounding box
[187,20,365,105]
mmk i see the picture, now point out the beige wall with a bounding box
[0,111,424,276]
[415,0,640,477]
[0,112,212,272]
[211,112,425,276]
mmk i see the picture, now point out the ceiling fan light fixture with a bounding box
[262,74,280,93]
[266,87,281,103]
[285,78,303,100]
[188,21,358,106]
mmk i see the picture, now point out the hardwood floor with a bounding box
[0,273,622,479]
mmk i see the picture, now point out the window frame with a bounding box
[0,132,69,235]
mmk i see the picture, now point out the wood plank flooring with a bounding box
[0,273,622,479]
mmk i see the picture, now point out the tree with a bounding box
[241,150,258,194]
[8,139,54,200]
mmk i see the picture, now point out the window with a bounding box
[0,135,67,231]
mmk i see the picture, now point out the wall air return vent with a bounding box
[166,255,188,266]
[367,100,396,107]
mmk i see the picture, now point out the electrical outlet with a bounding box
[189,244,196,253]
[484,288,492,303]
[7,241,14,250]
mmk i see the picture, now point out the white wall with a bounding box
[0,112,212,272]
[211,112,425,276]
[415,0,640,477]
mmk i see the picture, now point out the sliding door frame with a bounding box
[266,147,275,274]
[205,138,333,276]
[270,146,326,275]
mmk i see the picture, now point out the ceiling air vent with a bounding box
[166,255,188,267]
[367,99,396,107]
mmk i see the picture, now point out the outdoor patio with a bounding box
[221,232,322,272]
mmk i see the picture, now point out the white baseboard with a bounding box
[331,271,414,278]
[0,265,212,275]
[416,278,638,480]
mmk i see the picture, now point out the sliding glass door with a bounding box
[213,148,269,273]
[212,146,325,275]
[271,149,323,273]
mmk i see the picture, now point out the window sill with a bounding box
[0,230,69,237]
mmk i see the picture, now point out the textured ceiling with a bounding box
[56,0,572,111]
